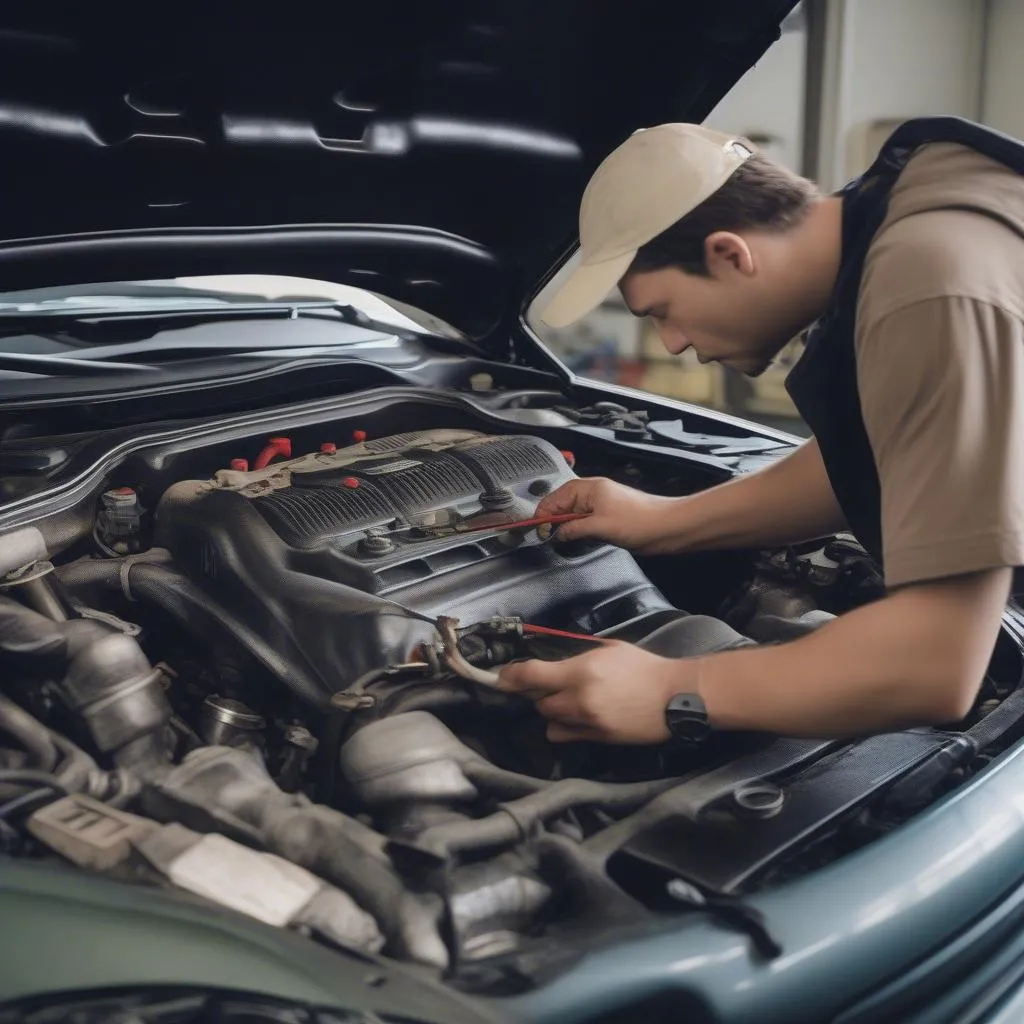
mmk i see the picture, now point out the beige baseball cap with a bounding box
[540,123,755,328]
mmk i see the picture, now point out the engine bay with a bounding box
[3,390,1024,993]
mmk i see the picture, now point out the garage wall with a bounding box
[700,1,988,190]
[981,0,1024,141]
[816,0,985,189]
[703,19,807,172]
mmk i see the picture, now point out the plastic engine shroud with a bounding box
[154,430,673,706]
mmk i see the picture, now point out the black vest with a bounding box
[785,117,1024,572]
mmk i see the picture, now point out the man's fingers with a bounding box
[534,483,609,542]
[548,518,594,542]
[535,482,594,519]
[535,493,580,519]
[496,658,569,696]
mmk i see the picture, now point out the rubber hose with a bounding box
[37,729,107,801]
[376,684,475,718]
[415,775,680,857]
[0,787,62,820]
[414,810,521,857]
[0,766,74,804]
[54,551,173,591]
[58,559,329,710]
[0,769,71,794]
[0,694,58,772]
[0,695,108,801]
[0,595,67,664]
[460,760,550,799]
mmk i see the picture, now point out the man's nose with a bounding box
[657,324,690,356]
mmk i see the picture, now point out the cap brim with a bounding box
[539,250,636,328]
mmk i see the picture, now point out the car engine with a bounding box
[151,428,674,708]
[2,410,1021,992]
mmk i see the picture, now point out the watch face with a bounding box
[666,693,710,743]
[669,694,703,714]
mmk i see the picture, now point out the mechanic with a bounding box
[496,118,1024,745]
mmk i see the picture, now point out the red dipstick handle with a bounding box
[521,623,612,645]
[461,511,590,534]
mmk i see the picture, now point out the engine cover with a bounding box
[155,430,672,705]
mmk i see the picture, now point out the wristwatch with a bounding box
[665,692,712,745]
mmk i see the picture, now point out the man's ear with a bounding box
[704,231,755,278]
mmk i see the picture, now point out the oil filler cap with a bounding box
[731,781,785,820]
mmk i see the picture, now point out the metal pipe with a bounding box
[438,616,501,688]
[22,578,67,622]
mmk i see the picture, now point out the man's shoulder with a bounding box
[857,138,1024,327]
[888,141,1024,214]
[859,207,1024,330]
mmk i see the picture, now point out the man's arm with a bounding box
[498,568,1010,742]
[696,567,1010,735]
[654,435,848,553]
[536,437,847,554]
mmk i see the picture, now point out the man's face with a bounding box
[619,232,818,376]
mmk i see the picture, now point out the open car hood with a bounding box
[0,1,797,343]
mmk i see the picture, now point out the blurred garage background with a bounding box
[531,0,1024,435]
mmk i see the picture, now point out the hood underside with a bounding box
[0,0,797,339]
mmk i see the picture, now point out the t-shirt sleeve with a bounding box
[856,295,1024,587]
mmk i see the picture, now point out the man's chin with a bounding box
[733,357,773,378]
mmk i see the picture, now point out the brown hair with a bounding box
[628,154,819,277]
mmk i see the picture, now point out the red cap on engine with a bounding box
[342,476,360,489]
[560,450,576,468]
[320,442,337,455]
[353,429,368,443]
[230,458,249,472]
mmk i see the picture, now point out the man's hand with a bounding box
[534,477,677,550]
[497,641,697,744]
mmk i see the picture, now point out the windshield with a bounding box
[0,273,474,400]
[0,274,426,333]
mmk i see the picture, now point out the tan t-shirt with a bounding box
[856,142,1024,587]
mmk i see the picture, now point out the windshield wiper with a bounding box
[0,335,408,378]
[0,352,157,376]
[0,301,386,336]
